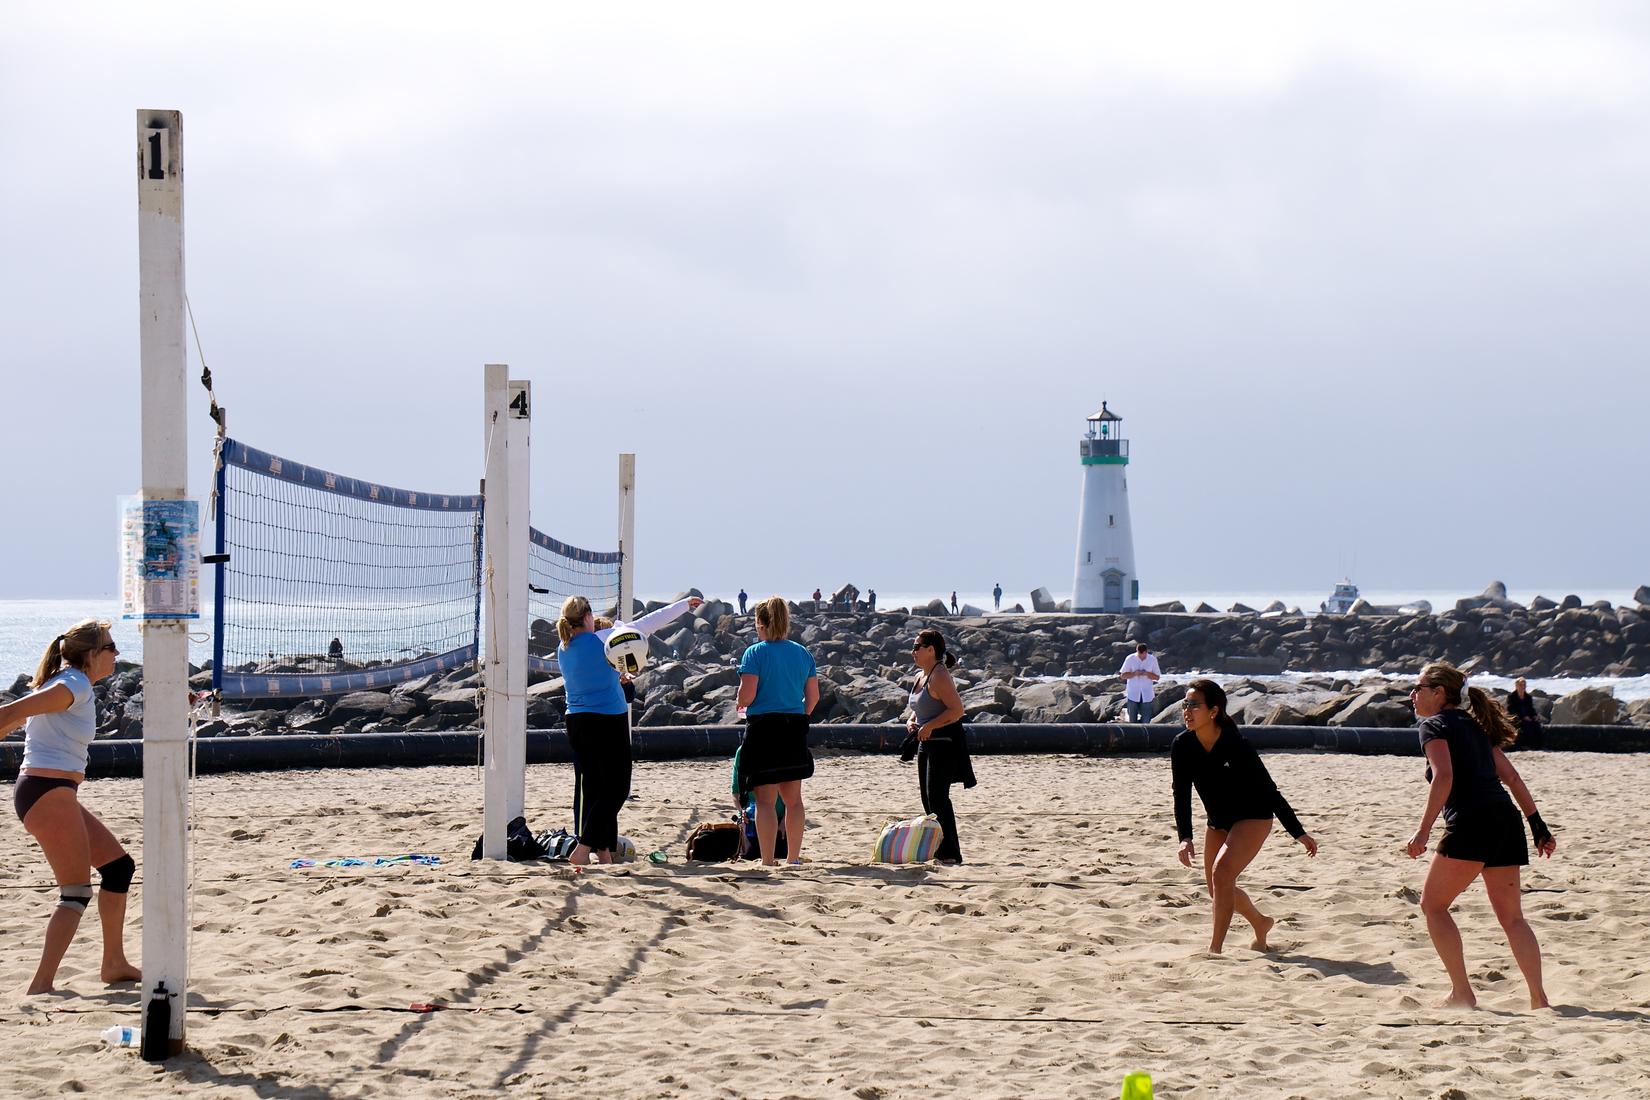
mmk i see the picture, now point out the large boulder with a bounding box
[1550,687,1621,725]
[1030,588,1058,613]
[1635,584,1650,607]
[1011,680,1089,723]
[684,667,741,697]
[919,599,950,617]
[959,679,1014,720]
[1481,580,1508,600]
[330,691,401,723]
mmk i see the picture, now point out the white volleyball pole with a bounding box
[617,454,636,621]
[505,379,530,822]
[617,454,636,747]
[136,108,190,1057]
[481,365,512,857]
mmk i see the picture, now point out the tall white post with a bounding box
[481,365,510,858]
[617,454,636,621]
[504,379,530,821]
[136,108,190,1057]
[482,365,528,858]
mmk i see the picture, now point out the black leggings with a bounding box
[566,712,632,851]
[918,732,966,863]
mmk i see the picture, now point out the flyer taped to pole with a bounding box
[120,497,201,621]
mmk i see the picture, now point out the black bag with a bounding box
[685,821,743,862]
[471,816,550,861]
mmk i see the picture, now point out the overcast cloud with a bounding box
[3,1,1647,603]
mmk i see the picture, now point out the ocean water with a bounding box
[4,588,1644,702]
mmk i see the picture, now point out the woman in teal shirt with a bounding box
[735,596,819,866]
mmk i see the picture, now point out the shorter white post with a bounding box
[617,454,636,621]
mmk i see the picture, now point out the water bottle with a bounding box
[102,1025,140,1048]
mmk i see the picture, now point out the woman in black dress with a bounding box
[1172,679,1318,953]
[1406,661,1556,1008]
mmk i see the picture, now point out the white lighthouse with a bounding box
[1071,402,1139,613]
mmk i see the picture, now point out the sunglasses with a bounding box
[98,642,119,655]
[1182,700,1205,712]
[911,642,931,651]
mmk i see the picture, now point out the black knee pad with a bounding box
[58,884,94,912]
[98,854,136,894]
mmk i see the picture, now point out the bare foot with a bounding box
[1434,991,1477,1008]
[25,980,55,996]
[1530,994,1551,1010]
[102,963,142,984]
[1250,914,1275,951]
[1207,943,1225,955]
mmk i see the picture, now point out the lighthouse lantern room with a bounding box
[1071,401,1139,613]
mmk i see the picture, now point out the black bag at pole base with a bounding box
[471,816,552,861]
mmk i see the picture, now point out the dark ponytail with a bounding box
[916,628,957,669]
[1187,678,1239,738]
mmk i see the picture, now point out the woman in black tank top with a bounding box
[1406,661,1557,1009]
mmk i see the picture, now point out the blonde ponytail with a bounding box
[33,620,111,688]
[557,596,592,645]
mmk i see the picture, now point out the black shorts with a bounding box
[1437,803,1528,867]
[1207,810,1273,834]
[738,713,813,792]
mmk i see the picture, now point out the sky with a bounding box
[2,1,1647,605]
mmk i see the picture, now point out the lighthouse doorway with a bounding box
[1102,568,1124,613]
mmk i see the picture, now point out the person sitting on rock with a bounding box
[1505,679,1544,750]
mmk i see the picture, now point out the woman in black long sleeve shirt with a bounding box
[1172,679,1318,953]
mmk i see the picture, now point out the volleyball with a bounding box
[604,627,649,674]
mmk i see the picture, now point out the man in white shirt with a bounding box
[1119,642,1162,723]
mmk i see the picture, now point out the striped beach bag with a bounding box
[873,814,946,863]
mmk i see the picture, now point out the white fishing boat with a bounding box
[1321,580,1360,615]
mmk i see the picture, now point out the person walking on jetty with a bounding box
[1172,679,1318,953]
[735,597,820,865]
[904,628,975,864]
[867,588,876,612]
[812,587,822,607]
[1505,678,1544,750]
[1406,661,1556,1008]
[950,590,959,616]
[738,588,748,616]
[0,620,141,995]
[993,582,1002,612]
[1120,642,1161,723]
[557,594,701,867]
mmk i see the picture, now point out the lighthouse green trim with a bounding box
[1081,455,1129,465]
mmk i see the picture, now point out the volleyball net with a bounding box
[212,439,623,698]
[526,529,623,675]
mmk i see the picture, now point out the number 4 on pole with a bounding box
[507,383,529,419]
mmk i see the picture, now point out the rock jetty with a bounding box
[5,584,1648,741]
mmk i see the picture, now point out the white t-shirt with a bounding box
[1119,652,1161,703]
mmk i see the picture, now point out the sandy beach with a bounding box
[3,749,1647,1098]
